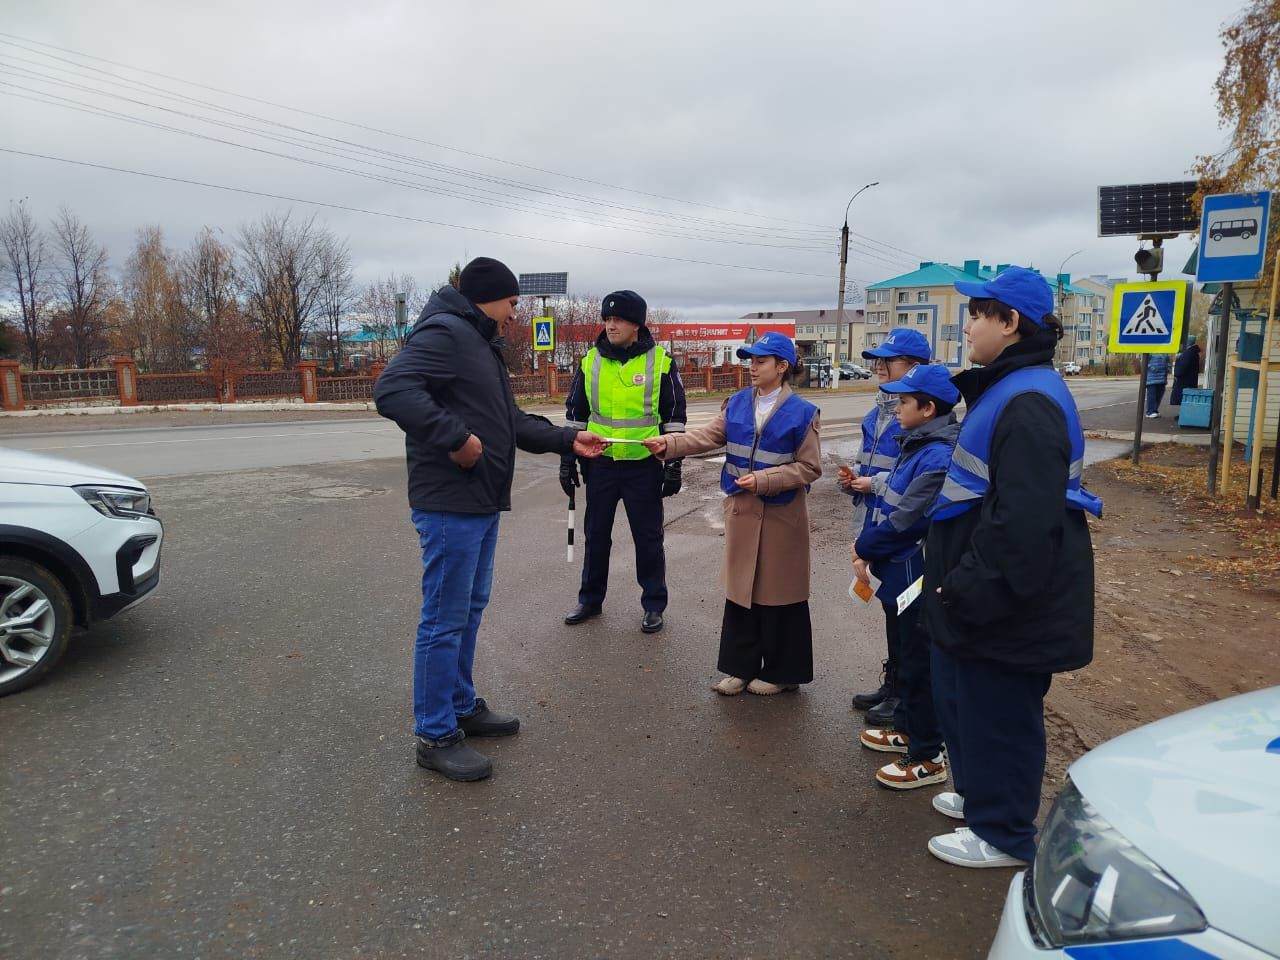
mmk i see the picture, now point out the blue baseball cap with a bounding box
[862,327,932,361]
[879,362,960,405]
[736,331,797,366]
[954,266,1054,327]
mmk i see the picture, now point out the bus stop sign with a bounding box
[1196,191,1271,283]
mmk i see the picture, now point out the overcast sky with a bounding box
[0,0,1243,322]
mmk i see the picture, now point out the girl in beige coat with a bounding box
[643,333,822,695]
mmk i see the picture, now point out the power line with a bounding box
[0,31,929,266]
[1,146,881,284]
[0,30,837,233]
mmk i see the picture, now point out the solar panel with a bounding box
[518,272,568,296]
[1097,182,1199,237]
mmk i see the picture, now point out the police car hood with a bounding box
[0,447,147,490]
[1069,685,1280,954]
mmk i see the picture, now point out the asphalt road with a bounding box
[0,377,1144,959]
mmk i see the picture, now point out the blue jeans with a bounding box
[411,510,500,740]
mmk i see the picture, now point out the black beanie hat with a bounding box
[601,290,647,327]
[458,257,520,303]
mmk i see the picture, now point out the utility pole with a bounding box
[838,182,879,380]
[1207,281,1235,494]
[1130,239,1166,464]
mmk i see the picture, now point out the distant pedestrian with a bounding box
[1170,336,1201,405]
[643,333,821,696]
[374,256,605,783]
[1144,352,1170,418]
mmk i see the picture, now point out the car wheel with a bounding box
[0,558,73,697]
[1212,233,1223,241]
[1241,231,1252,240]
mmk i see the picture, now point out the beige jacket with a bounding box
[661,384,822,607]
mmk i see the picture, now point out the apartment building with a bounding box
[737,308,866,363]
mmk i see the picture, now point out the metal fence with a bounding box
[22,368,118,404]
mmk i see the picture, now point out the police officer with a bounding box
[561,291,687,633]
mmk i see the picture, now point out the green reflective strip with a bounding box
[591,413,660,428]
[588,352,602,416]
[643,350,656,419]
[951,446,989,480]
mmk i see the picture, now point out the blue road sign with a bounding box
[1108,281,1186,354]
[1196,191,1271,283]
[532,318,555,352]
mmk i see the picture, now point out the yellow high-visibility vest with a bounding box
[582,344,671,460]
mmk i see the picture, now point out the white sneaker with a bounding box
[932,792,965,820]
[927,827,1026,868]
[1145,412,1159,418]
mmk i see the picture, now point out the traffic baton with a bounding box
[567,488,576,563]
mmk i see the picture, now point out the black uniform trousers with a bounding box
[930,644,1052,863]
[578,455,667,613]
[885,601,942,762]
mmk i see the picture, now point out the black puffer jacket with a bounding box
[373,286,576,513]
[921,335,1096,673]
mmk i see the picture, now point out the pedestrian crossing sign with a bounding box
[533,317,555,352]
[1107,281,1186,354]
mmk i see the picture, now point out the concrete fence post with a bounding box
[299,361,319,402]
[112,357,139,406]
[0,360,23,411]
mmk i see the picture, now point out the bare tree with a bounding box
[52,207,111,368]
[354,272,424,361]
[181,227,255,381]
[1,200,51,368]
[237,211,338,368]
[316,235,353,372]
[122,226,193,371]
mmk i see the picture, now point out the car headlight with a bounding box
[74,485,152,519]
[1027,778,1207,947]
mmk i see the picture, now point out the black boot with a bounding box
[458,697,520,738]
[416,729,492,781]
[852,659,892,710]
[865,697,901,727]
[564,603,603,625]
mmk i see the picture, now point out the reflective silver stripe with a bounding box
[939,476,981,504]
[588,351,602,416]
[642,349,657,419]
[1069,457,1083,480]
[854,450,869,465]
[951,446,989,480]
[751,448,796,466]
[725,441,755,458]
[882,486,905,507]
[867,453,896,470]
[724,462,748,477]
[591,413,660,428]
[565,419,588,429]
[661,422,686,433]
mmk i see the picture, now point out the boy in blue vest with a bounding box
[923,267,1101,868]
[850,363,960,789]
[841,328,932,726]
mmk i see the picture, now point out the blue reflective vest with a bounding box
[865,422,957,600]
[720,388,818,506]
[931,366,1103,521]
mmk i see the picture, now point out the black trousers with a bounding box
[884,601,942,761]
[718,599,813,684]
[930,645,1052,862]
[578,456,667,613]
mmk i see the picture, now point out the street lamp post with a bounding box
[838,182,879,387]
[1056,249,1083,368]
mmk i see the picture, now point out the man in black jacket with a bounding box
[560,291,687,634]
[374,257,604,782]
[921,267,1099,868]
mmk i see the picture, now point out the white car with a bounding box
[1061,361,1082,375]
[988,685,1280,959]
[0,448,163,696]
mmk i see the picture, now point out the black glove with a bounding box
[559,455,580,498]
[661,459,682,498]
